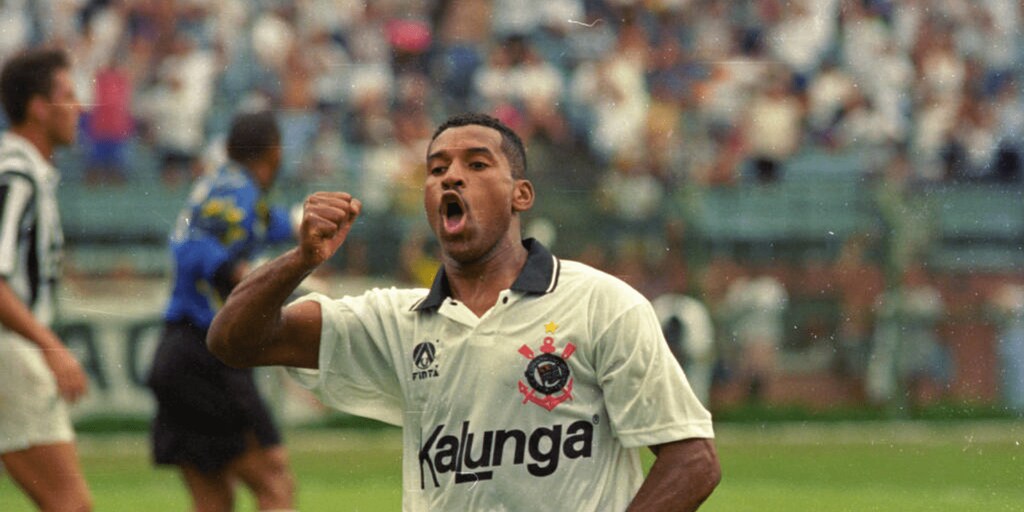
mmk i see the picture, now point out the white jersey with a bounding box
[652,294,715,363]
[0,131,73,453]
[0,131,63,326]
[652,294,716,406]
[289,240,714,511]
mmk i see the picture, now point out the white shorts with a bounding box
[0,333,75,453]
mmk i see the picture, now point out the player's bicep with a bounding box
[271,298,324,369]
[630,438,720,511]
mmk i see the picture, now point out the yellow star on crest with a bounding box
[544,321,558,334]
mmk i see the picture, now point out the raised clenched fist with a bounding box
[298,192,362,268]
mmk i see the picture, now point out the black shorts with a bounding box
[146,321,282,473]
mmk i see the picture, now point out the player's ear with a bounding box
[512,179,534,213]
[267,144,283,171]
[26,94,49,124]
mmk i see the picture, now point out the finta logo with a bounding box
[418,420,594,489]
[412,341,439,381]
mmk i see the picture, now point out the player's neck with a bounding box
[445,241,527,317]
[10,125,54,162]
[244,159,276,191]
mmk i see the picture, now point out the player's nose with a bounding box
[442,162,466,189]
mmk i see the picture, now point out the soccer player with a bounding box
[653,290,717,407]
[146,110,296,512]
[0,48,92,512]
[208,113,721,510]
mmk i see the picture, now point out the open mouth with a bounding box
[441,192,467,233]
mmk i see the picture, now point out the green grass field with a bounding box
[2,421,1022,511]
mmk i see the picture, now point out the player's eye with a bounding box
[429,165,446,175]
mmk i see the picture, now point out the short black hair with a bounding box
[226,110,280,164]
[430,112,527,178]
[0,48,70,125]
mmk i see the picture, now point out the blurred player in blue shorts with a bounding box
[146,110,296,512]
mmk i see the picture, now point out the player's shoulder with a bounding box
[326,286,432,317]
[651,293,708,319]
[367,286,432,308]
[0,141,37,180]
[558,259,635,291]
[557,259,648,306]
[0,162,34,185]
[197,163,256,202]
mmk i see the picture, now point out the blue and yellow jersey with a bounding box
[163,162,292,328]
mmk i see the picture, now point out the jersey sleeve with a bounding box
[0,171,33,278]
[286,292,404,427]
[684,299,716,360]
[594,301,715,448]
[172,235,232,286]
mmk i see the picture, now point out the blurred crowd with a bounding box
[653,237,1024,414]
[3,0,1023,187]
[2,0,1024,411]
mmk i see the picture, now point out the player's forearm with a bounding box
[0,279,63,350]
[627,438,721,512]
[207,247,315,367]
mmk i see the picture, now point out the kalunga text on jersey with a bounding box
[419,419,595,488]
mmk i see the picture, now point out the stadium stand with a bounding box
[2,0,1023,412]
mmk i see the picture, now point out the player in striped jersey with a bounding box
[0,48,91,511]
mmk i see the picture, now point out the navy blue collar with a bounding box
[412,238,560,311]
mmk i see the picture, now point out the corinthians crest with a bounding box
[518,322,576,411]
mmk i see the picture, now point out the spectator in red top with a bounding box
[84,58,133,184]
